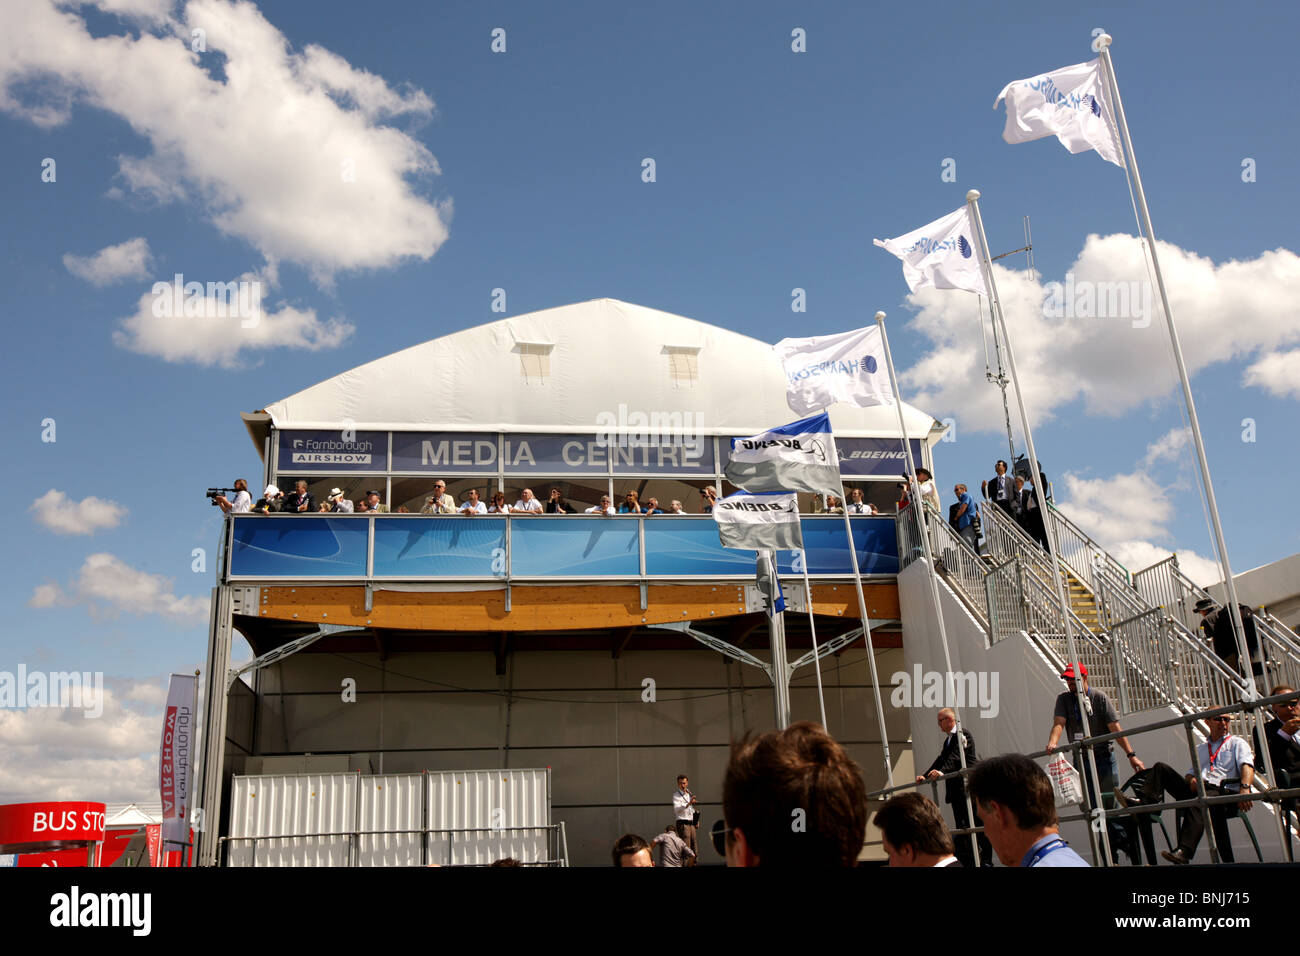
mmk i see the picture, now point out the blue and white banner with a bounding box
[712,490,804,552]
[724,412,841,497]
[776,325,894,417]
[874,205,987,297]
[994,58,1125,168]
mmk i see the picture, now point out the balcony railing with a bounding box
[221,513,899,583]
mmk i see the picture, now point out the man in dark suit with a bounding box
[1254,685,1300,806]
[981,459,1016,518]
[1018,479,1050,551]
[916,708,993,866]
[1195,598,1261,678]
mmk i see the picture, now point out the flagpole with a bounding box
[765,549,792,729]
[966,188,1114,864]
[1094,35,1254,695]
[1096,32,1284,860]
[874,311,980,868]
[799,555,830,731]
[838,486,895,788]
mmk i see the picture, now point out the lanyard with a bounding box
[1207,734,1231,770]
[1027,838,1068,867]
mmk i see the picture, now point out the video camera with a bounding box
[206,487,237,506]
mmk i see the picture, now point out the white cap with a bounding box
[264,484,280,497]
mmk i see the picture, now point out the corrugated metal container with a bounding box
[226,768,554,866]
[228,772,357,867]
[357,773,423,867]
[427,768,551,866]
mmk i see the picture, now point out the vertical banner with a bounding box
[146,824,163,868]
[159,674,196,851]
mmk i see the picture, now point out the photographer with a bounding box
[252,484,284,514]
[213,479,251,514]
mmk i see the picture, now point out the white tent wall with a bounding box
[241,643,911,866]
[897,559,1288,864]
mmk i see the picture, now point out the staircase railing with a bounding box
[1044,501,1133,594]
[1134,554,1300,692]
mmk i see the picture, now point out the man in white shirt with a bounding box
[422,480,456,514]
[585,496,615,515]
[875,792,960,867]
[672,774,699,865]
[667,500,685,514]
[845,487,877,514]
[513,488,543,513]
[458,488,487,515]
[1128,713,1255,864]
[327,488,354,513]
[214,478,252,514]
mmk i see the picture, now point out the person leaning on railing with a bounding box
[1119,712,1254,865]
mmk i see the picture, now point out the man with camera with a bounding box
[212,479,251,514]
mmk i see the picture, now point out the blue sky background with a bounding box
[0,0,1296,798]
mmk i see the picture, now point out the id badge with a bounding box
[1202,767,1227,787]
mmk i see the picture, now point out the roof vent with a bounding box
[665,345,700,388]
[514,342,553,385]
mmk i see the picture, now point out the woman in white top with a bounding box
[487,492,512,514]
[916,468,941,514]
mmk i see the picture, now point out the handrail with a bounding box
[1045,501,1132,588]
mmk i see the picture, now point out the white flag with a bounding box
[873,205,987,297]
[994,58,1125,168]
[160,673,196,850]
[776,325,894,417]
[724,412,841,498]
[713,491,804,552]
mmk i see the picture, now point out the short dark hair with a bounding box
[874,793,954,857]
[967,754,1056,830]
[1271,684,1296,697]
[612,833,651,866]
[996,459,1007,468]
[490,857,523,867]
[677,774,687,783]
[722,721,867,867]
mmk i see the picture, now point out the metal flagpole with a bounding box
[837,486,895,788]
[966,189,1114,865]
[798,554,830,731]
[874,312,980,867]
[765,549,792,729]
[1096,31,1286,857]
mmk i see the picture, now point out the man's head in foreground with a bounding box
[722,721,867,867]
[612,833,653,867]
[967,753,1058,866]
[875,792,956,867]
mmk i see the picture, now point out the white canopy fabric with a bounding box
[259,298,945,440]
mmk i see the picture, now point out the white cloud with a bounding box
[1244,349,1300,400]
[1141,427,1191,468]
[899,234,1300,432]
[0,0,449,283]
[62,237,153,285]
[28,584,61,608]
[30,553,209,624]
[1107,540,1222,588]
[112,274,353,367]
[0,681,164,804]
[29,489,125,535]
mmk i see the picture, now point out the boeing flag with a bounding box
[994,58,1125,168]
[874,205,987,297]
[724,412,841,498]
[776,325,895,417]
[712,490,804,552]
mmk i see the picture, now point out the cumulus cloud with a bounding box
[1244,349,1300,400]
[0,0,449,282]
[900,234,1300,432]
[29,489,125,535]
[0,680,168,803]
[30,553,209,624]
[112,272,353,367]
[62,237,153,285]
[1141,427,1191,468]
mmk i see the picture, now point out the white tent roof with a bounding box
[257,298,944,440]
[104,803,162,828]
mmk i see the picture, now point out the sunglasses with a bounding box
[709,819,730,856]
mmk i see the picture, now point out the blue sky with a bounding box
[1,0,1296,800]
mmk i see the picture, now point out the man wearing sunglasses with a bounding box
[1254,686,1300,828]
[1122,712,1255,864]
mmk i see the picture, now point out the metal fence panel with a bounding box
[426,769,551,866]
[228,772,357,867]
[357,773,424,867]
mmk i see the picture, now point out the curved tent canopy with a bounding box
[245,298,945,453]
